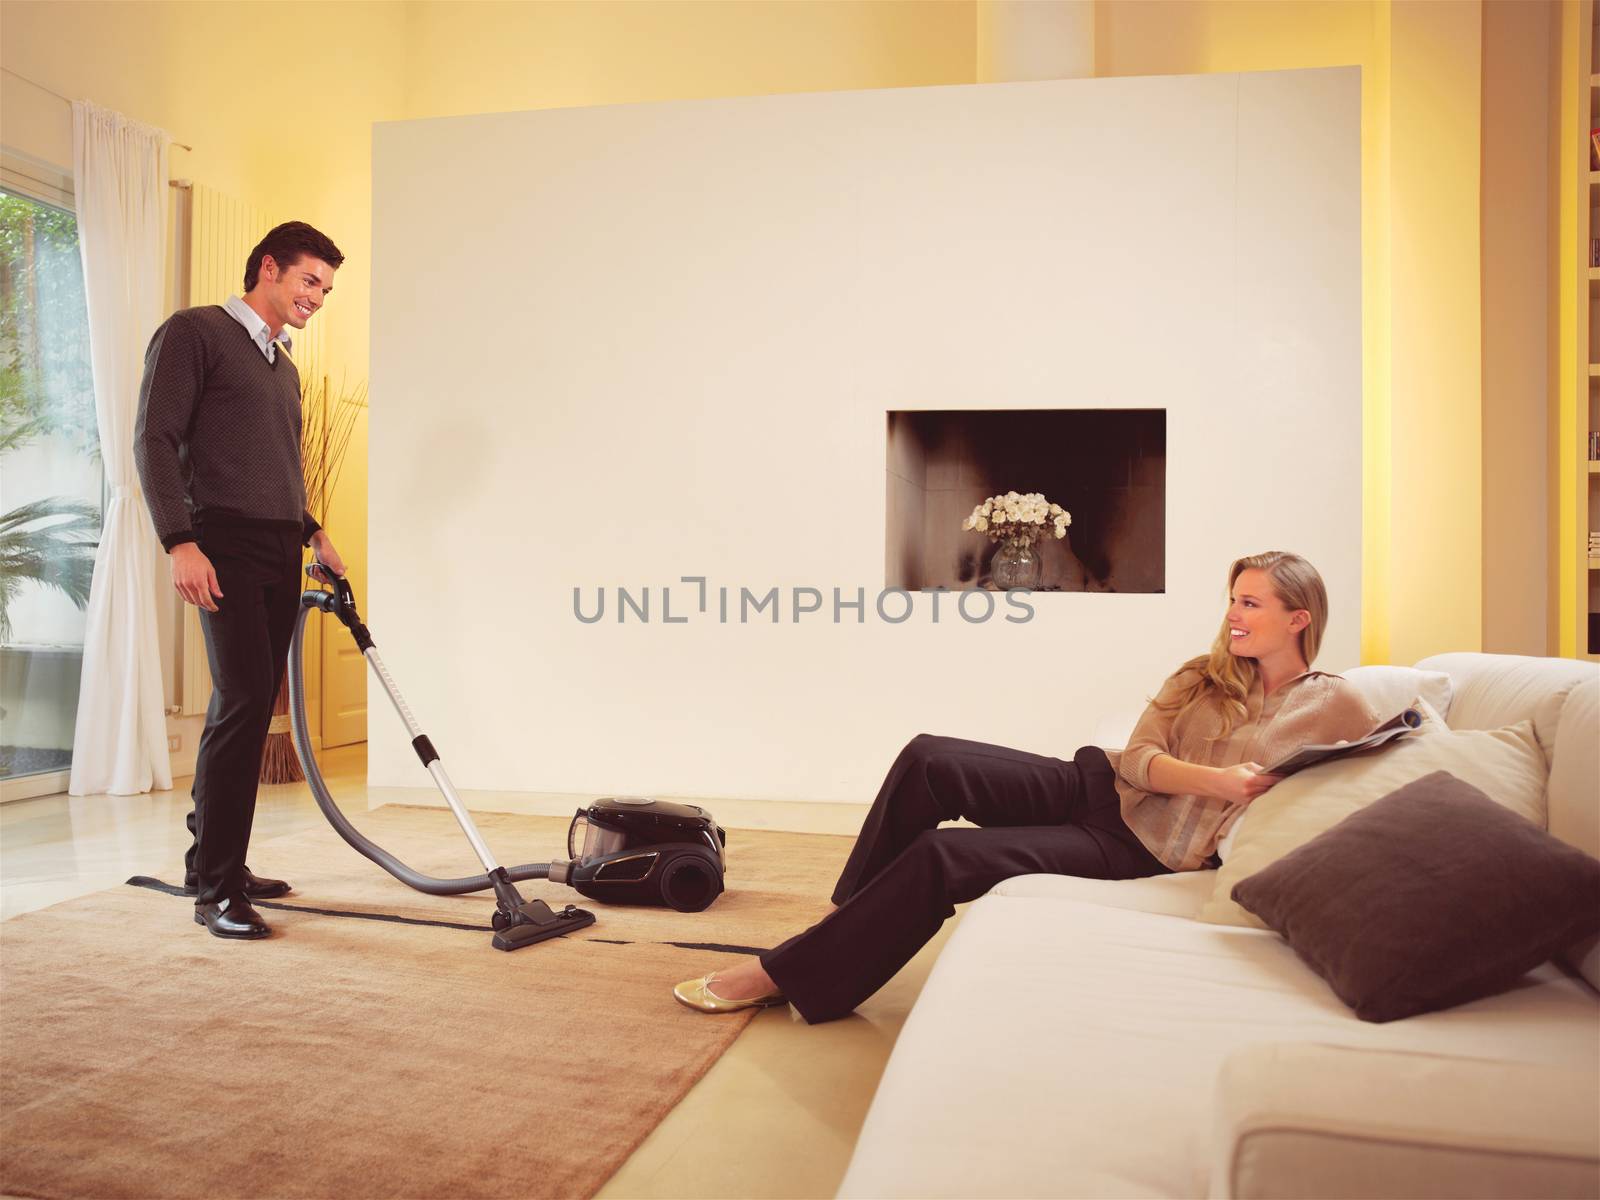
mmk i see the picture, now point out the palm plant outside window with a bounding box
[0,189,102,781]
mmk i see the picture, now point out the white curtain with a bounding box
[68,101,173,796]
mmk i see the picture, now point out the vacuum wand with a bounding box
[287,565,596,951]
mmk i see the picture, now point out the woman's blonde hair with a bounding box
[1153,551,1329,741]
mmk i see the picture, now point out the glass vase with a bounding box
[991,533,1043,590]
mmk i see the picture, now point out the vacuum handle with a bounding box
[304,563,371,649]
[305,561,351,600]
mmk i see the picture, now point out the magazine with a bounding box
[1263,706,1425,778]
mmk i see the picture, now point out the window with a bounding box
[0,166,102,782]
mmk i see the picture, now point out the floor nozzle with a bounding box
[490,897,597,951]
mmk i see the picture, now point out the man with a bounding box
[135,221,346,940]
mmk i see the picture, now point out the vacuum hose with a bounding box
[286,593,555,895]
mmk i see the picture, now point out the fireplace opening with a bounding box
[886,409,1165,593]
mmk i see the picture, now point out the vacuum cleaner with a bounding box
[286,565,727,951]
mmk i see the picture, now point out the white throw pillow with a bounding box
[1198,719,1548,929]
[1340,665,1454,723]
[1212,695,1450,866]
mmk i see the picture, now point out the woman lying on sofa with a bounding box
[672,550,1383,1024]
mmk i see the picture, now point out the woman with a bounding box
[673,551,1381,1024]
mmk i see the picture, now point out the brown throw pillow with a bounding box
[1231,770,1600,1023]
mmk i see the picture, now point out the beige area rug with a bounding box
[222,805,851,951]
[0,807,849,1200]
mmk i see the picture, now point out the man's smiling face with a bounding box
[257,254,335,332]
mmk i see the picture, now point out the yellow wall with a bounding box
[401,0,975,118]
[0,0,406,502]
[1554,0,1595,660]
[1389,2,1483,667]
[1,2,349,220]
[1480,0,1552,657]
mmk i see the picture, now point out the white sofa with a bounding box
[839,654,1600,1200]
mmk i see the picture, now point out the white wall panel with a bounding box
[369,68,1361,803]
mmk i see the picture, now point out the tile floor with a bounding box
[0,747,954,1199]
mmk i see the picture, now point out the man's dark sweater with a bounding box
[134,304,319,551]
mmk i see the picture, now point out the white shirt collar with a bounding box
[223,295,292,362]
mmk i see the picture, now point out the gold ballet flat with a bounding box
[672,973,788,1014]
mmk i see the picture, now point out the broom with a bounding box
[260,373,367,784]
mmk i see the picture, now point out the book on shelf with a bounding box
[1263,707,1424,778]
[1591,128,1600,171]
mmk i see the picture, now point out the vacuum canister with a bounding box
[565,797,726,912]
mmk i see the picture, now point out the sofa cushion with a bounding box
[838,894,1600,1200]
[990,869,1214,917]
[1231,771,1600,1022]
[1413,652,1592,752]
[1545,674,1600,990]
[1199,720,1547,929]
[1212,1044,1600,1200]
[1341,664,1454,723]
[1549,674,1600,859]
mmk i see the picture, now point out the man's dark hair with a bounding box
[243,221,344,292]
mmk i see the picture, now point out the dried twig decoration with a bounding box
[260,373,368,785]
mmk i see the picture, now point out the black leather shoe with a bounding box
[183,868,292,900]
[194,896,271,940]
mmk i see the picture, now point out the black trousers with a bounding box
[186,522,303,906]
[761,734,1171,1024]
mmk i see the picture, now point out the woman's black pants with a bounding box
[184,522,303,907]
[761,735,1171,1024]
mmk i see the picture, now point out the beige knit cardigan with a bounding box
[1103,664,1382,872]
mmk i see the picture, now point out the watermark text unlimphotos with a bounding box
[573,578,1036,625]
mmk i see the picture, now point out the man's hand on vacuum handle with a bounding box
[170,542,223,612]
[310,529,346,579]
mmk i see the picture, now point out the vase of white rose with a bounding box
[991,533,1043,589]
[961,491,1071,590]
